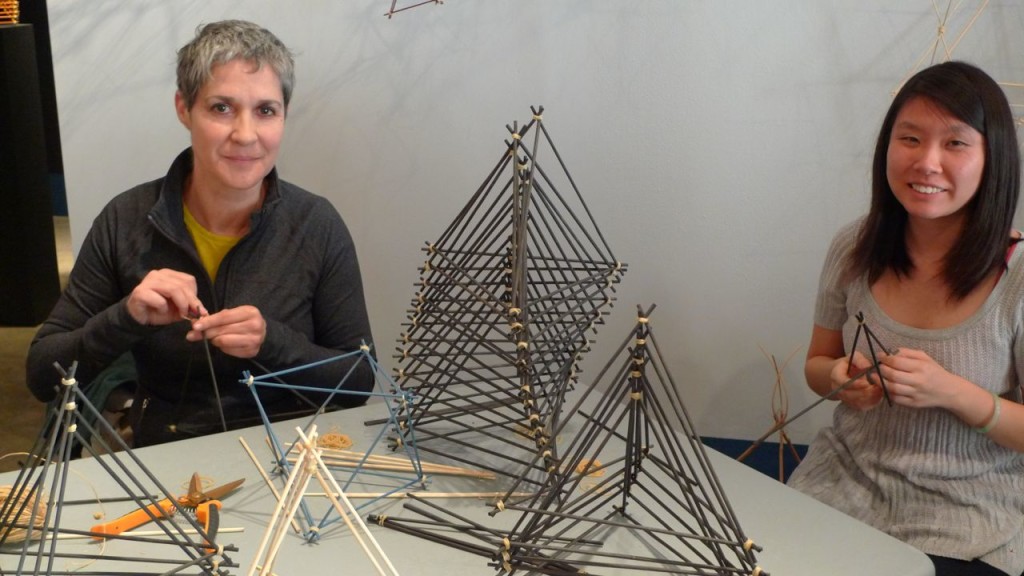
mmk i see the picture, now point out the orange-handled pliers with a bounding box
[90,472,243,539]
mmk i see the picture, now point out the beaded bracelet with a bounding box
[974,391,1001,434]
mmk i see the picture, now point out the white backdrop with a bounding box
[47,0,1024,442]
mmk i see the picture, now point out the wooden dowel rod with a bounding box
[291,456,495,480]
[305,491,534,500]
[239,437,302,535]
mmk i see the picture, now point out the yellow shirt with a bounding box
[183,204,242,282]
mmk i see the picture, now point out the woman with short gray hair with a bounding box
[27,19,376,447]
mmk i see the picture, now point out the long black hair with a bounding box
[847,61,1020,300]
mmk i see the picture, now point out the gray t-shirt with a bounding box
[787,220,1024,575]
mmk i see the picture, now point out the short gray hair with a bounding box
[176,20,295,111]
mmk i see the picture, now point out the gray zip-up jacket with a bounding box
[27,149,375,446]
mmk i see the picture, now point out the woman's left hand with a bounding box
[185,305,267,358]
[877,348,964,410]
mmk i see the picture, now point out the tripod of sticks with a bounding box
[0,362,238,576]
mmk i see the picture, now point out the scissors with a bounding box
[90,472,243,539]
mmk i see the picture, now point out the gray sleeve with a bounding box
[1007,246,1024,403]
[26,209,153,402]
[813,222,859,330]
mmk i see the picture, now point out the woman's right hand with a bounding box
[831,350,884,411]
[126,269,206,326]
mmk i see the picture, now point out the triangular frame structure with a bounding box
[490,305,765,574]
[247,426,398,576]
[373,306,766,575]
[0,362,238,576]
[242,345,426,542]
[393,106,627,489]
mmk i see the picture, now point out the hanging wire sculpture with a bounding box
[391,106,626,491]
[893,0,988,94]
[385,0,443,19]
[373,305,767,575]
[0,362,238,575]
[893,1,1024,127]
[240,344,430,543]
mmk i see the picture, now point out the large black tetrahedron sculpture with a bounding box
[393,106,627,488]
[375,306,767,575]
[489,305,765,574]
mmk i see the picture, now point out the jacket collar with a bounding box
[149,148,282,242]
